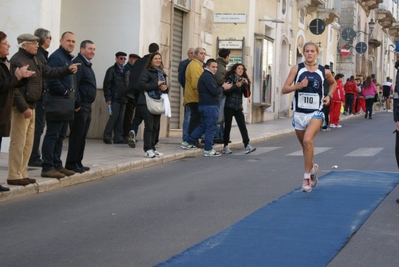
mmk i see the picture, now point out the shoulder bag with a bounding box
[144,91,165,115]
[43,90,75,121]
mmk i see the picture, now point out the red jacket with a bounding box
[332,80,344,102]
[344,80,358,95]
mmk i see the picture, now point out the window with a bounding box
[254,37,274,105]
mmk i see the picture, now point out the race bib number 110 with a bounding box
[297,92,319,109]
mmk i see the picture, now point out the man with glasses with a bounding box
[28,28,52,167]
[0,31,35,191]
[7,33,79,185]
[103,51,130,144]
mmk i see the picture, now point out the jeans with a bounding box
[182,105,191,141]
[30,99,45,162]
[187,105,218,151]
[223,108,249,148]
[41,120,68,172]
[123,98,135,137]
[321,104,330,129]
[188,102,201,135]
[66,105,92,169]
[130,93,143,135]
[365,98,374,118]
[140,104,160,152]
[103,102,126,142]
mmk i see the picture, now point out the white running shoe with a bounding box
[223,146,232,154]
[245,144,256,154]
[203,149,221,157]
[330,124,337,128]
[311,164,319,187]
[154,150,163,157]
[336,124,342,128]
[181,141,197,150]
[302,178,312,192]
[144,149,156,158]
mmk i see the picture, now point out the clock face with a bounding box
[341,28,356,42]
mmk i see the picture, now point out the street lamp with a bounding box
[341,19,376,42]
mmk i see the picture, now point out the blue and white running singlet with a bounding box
[292,63,325,114]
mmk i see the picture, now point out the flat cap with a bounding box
[115,51,127,57]
[17,33,39,44]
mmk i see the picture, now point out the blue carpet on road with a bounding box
[156,171,399,267]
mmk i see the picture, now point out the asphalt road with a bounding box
[0,112,398,267]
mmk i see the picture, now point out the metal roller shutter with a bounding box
[170,8,183,129]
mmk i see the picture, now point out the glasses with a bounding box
[47,36,52,40]
[118,57,126,60]
[0,41,9,46]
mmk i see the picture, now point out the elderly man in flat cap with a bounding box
[0,31,35,191]
[7,33,79,186]
[102,51,130,144]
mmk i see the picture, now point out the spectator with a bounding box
[0,31,35,190]
[321,65,332,131]
[329,74,344,128]
[344,75,357,115]
[137,52,168,158]
[28,28,52,167]
[362,76,377,119]
[393,57,399,204]
[103,51,130,144]
[128,43,159,149]
[65,40,97,173]
[178,47,194,143]
[183,47,206,147]
[181,58,232,156]
[122,53,140,141]
[8,32,78,183]
[281,42,336,193]
[222,63,256,154]
[214,48,231,144]
[356,78,365,114]
[41,31,80,179]
[382,76,393,112]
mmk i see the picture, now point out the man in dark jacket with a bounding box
[41,31,80,179]
[8,33,78,185]
[0,31,35,191]
[394,57,399,203]
[65,40,97,173]
[181,59,232,157]
[28,28,52,167]
[122,53,140,141]
[127,43,159,148]
[103,51,130,144]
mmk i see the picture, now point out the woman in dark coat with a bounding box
[137,52,168,158]
[222,63,255,155]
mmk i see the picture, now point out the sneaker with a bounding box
[329,124,337,128]
[245,144,256,154]
[223,146,232,154]
[155,142,161,148]
[128,130,136,148]
[301,178,312,192]
[336,124,342,128]
[154,150,163,157]
[144,149,156,158]
[181,141,197,150]
[311,164,319,187]
[203,149,221,157]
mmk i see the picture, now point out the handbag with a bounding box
[144,91,165,115]
[43,91,75,121]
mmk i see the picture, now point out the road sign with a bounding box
[355,42,367,54]
[340,45,350,57]
[309,19,325,35]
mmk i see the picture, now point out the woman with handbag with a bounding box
[137,52,168,158]
[222,63,256,154]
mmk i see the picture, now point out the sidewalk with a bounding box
[0,115,357,202]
